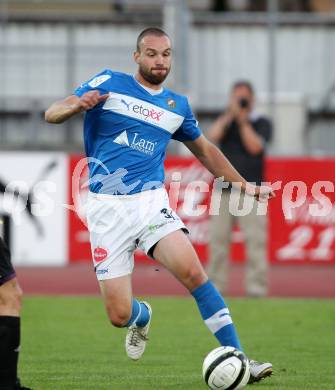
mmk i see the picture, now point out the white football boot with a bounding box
[125,301,152,360]
[248,360,273,383]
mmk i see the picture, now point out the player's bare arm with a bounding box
[45,90,109,124]
[184,135,275,200]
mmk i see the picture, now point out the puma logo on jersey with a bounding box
[120,99,132,110]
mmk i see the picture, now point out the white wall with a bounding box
[0,153,68,265]
[257,94,307,155]
[0,22,333,109]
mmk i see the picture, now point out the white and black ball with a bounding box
[202,346,250,389]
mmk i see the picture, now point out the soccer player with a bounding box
[45,27,274,383]
[0,236,31,390]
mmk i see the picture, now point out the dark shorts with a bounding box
[0,237,16,286]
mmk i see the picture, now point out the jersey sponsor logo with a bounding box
[103,92,184,134]
[93,246,108,262]
[113,131,157,156]
[88,74,111,88]
[113,130,130,146]
[120,98,164,122]
[148,220,174,233]
[131,133,157,154]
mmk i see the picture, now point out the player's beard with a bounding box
[139,64,170,85]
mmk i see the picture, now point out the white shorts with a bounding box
[86,188,187,280]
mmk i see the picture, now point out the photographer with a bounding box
[207,80,273,297]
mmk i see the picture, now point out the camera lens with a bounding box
[239,98,249,108]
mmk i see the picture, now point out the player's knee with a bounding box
[17,284,23,302]
[183,268,207,291]
[11,285,23,312]
[0,284,23,314]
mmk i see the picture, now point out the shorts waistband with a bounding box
[88,187,166,201]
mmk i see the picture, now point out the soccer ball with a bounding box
[202,346,250,389]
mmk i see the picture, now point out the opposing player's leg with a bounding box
[99,275,151,360]
[0,277,32,390]
[152,230,272,383]
[0,236,31,390]
[0,278,22,390]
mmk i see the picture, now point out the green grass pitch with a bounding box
[20,296,335,389]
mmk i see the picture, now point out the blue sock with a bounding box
[126,299,150,327]
[191,280,242,350]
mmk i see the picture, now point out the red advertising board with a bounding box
[68,156,335,265]
[266,158,335,264]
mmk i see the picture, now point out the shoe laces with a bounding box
[129,326,148,347]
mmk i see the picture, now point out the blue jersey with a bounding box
[74,69,201,195]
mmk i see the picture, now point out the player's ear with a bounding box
[133,51,140,64]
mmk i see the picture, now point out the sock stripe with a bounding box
[135,302,150,327]
[126,299,140,327]
[203,307,230,321]
[132,303,142,325]
[205,308,233,334]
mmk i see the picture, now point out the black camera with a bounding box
[239,98,249,109]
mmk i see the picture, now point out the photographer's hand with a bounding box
[235,107,249,125]
[238,117,264,155]
[208,109,234,143]
[228,96,240,118]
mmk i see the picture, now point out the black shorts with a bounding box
[0,237,16,286]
